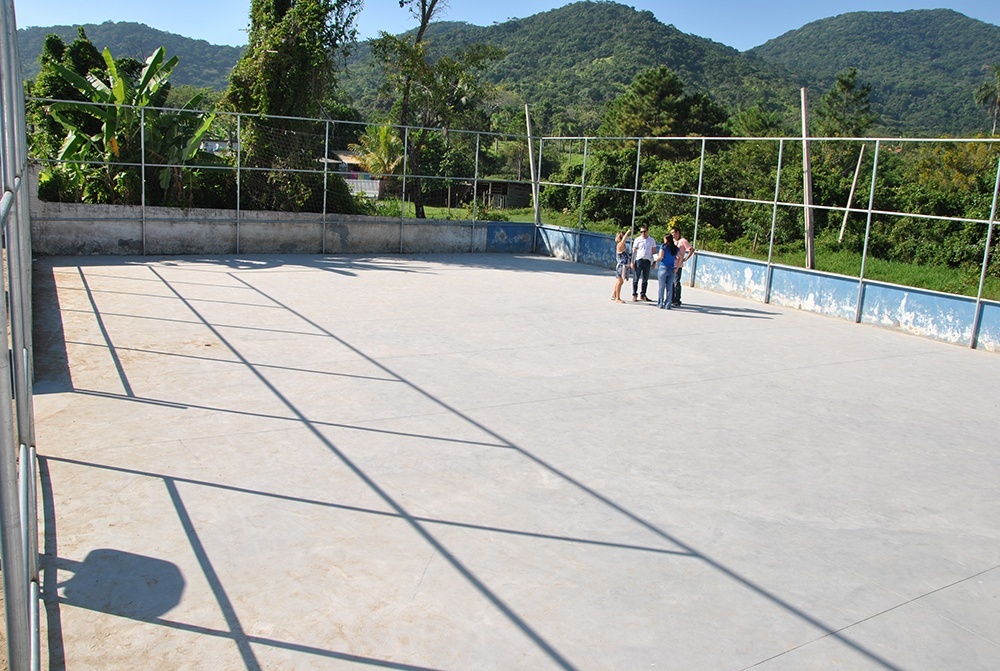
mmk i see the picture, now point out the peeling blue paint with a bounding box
[536,224,580,262]
[769,266,859,320]
[486,223,534,253]
[536,225,627,269]
[692,254,768,301]
[579,230,618,268]
[683,252,997,351]
[861,284,976,346]
[976,302,1000,352]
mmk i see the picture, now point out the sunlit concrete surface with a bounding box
[32,254,1000,671]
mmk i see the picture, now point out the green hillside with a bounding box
[749,9,1000,135]
[17,21,243,90]
[341,2,800,132]
[16,4,1000,136]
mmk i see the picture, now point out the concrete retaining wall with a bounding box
[29,201,535,257]
[768,265,860,320]
[534,229,999,352]
[688,253,767,302]
[28,192,998,352]
[535,224,624,271]
[692,251,999,351]
[978,302,1000,352]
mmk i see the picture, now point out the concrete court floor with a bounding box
[31,253,1000,671]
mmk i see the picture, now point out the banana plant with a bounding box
[47,46,216,204]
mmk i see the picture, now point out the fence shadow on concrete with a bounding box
[34,256,941,670]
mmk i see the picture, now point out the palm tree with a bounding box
[348,124,404,199]
[974,64,1000,136]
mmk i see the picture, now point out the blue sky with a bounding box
[12,0,1000,52]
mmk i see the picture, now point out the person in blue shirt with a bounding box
[655,234,679,309]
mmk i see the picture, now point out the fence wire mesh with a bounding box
[2,0,41,668]
[21,96,1000,298]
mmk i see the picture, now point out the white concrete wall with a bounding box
[30,200,502,256]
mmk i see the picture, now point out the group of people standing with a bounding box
[613,226,694,309]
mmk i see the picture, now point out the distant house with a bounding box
[323,150,380,198]
[475,180,532,209]
[198,144,382,198]
[201,139,237,154]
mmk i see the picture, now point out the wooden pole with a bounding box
[839,144,866,243]
[524,104,541,226]
[801,88,815,269]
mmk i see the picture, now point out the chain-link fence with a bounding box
[1,0,41,669]
[537,134,1000,301]
[23,94,1000,299]
[27,102,541,221]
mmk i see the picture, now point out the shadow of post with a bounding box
[32,263,73,394]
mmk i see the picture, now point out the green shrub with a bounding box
[468,200,510,221]
[37,166,79,202]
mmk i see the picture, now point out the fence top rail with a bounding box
[26,97,533,142]
[27,98,1000,146]
[620,187,999,228]
[543,134,1000,143]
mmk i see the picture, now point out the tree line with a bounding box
[23,1,1000,291]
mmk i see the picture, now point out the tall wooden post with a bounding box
[525,105,541,227]
[801,88,816,269]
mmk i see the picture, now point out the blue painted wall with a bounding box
[536,224,669,270]
[684,251,994,350]
[690,253,768,302]
[486,223,535,253]
[528,228,997,353]
[579,230,617,268]
[860,283,976,346]
[768,265,859,320]
[536,224,580,262]
[976,302,1000,352]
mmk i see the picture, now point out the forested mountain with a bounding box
[17,21,243,90]
[17,4,1000,136]
[341,2,799,133]
[749,9,1000,135]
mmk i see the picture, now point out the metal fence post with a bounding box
[971,157,1000,349]
[236,114,242,254]
[401,126,409,222]
[0,308,29,671]
[537,135,545,194]
[855,140,882,324]
[8,200,33,445]
[533,136,544,253]
[576,138,588,263]
[140,107,147,254]
[322,120,330,254]
[0,4,34,666]
[765,139,786,304]
[399,125,407,253]
[630,138,642,231]
[11,55,39,671]
[689,138,707,287]
[472,133,480,252]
